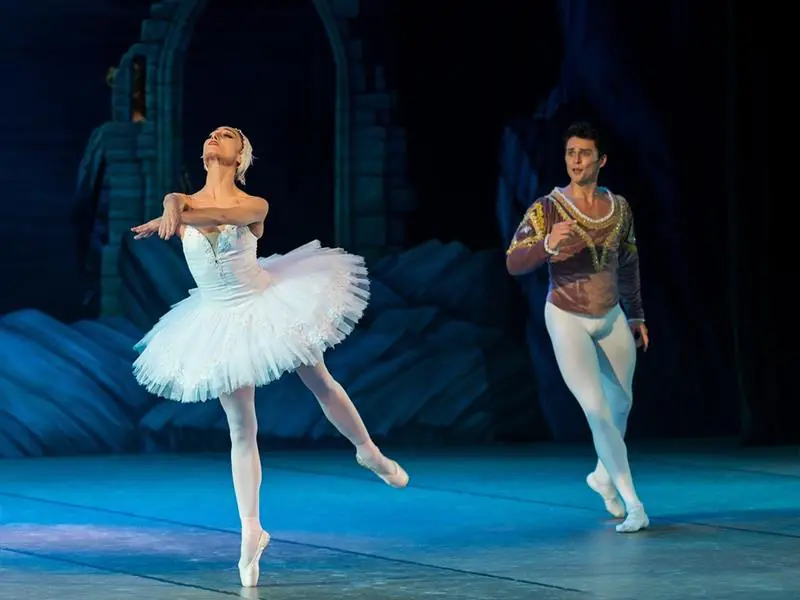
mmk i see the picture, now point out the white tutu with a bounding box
[133,239,369,403]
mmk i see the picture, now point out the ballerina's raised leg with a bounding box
[296,357,409,488]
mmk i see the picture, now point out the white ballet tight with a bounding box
[544,302,643,511]
[219,357,389,565]
[219,386,262,566]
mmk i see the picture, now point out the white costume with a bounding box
[133,226,369,402]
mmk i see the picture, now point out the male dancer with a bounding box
[505,122,650,533]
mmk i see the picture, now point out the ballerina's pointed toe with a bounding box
[356,454,409,489]
[238,530,271,588]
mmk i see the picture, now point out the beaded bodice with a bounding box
[181,225,269,303]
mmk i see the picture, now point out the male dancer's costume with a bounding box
[507,186,648,533]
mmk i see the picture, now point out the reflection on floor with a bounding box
[1,442,799,599]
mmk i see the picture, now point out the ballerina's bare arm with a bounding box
[180,196,269,227]
[164,192,190,211]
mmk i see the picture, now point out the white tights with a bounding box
[219,356,388,564]
[544,302,642,511]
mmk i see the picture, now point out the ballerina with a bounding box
[130,126,408,587]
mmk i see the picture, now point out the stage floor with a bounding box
[1,441,798,599]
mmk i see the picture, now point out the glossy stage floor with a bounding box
[1,441,798,600]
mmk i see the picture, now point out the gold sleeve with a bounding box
[506,200,554,275]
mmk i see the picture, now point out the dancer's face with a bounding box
[203,127,243,169]
[565,136,606,185]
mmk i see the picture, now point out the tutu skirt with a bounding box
[132,241,369,403]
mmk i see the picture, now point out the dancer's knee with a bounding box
[580,398,616,434]
[607,385,633,426]
[220,393,258,447]
[229,416,257,446]
[612,399,632,423]
[298,361,340,403]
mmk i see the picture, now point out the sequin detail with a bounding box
[506,202,547,255]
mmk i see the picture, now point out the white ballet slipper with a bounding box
[356,453,409,489]
[586,472,625,518]
[615,505,650,533]
[238,530,270,588]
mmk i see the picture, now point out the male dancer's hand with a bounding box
[549,220,576,250]
[630,321,649,351]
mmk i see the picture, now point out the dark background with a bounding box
[0,1,782,447]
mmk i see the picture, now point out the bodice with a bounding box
[181,225,269,303]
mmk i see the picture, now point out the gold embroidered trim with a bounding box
[551,190,615,229]
[506,202,546,255]
[548,193,628,272]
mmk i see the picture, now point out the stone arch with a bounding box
[312,0,352,248]
[152,0,210,217]
[92,0,415,315]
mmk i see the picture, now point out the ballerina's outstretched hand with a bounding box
[131,217,162,240]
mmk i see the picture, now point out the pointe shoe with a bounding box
[616,505,650,533]
[238,530,270,588]
[586,472,625,518]
[356,452,409,488]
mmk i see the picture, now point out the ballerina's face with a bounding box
[203,127,244,169]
